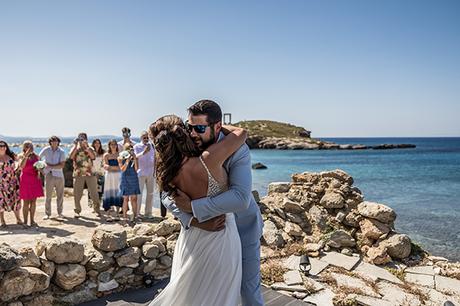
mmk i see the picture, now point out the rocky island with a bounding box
[235,120,416,150]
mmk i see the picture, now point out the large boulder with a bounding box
[91,225,127,252]
[284,221,303,237]
[131,223,156,236]
[320,191,345,209]
[54,264,86,290]
[45,238,85,264]
[366,245,392,265]
[0,267,50,302]
[114,247,141,268]
[357,201,396,224]
[359,218,391,240]
[320,169,353,185]
[154,219,181,237]
[0,243,22,272]
[282,198,304,213]
[268,182,291,194]
[127,235,153,248]
[18,247,41,268]
[383,234,412,259]
[85,251,115,272]
[40,259,56,278]
[142,239,166,259]
[24,293,54,306]
[291,173,320,184]
[327,230,356,248]
[262,220,285,248]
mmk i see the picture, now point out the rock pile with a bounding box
[0,219,181,305]
[258,170,460,305]
[259,169,415,265]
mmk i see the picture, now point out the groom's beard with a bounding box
[192,129,216,151]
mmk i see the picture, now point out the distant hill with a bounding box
[234,120,311,139]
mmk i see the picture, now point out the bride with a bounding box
[148,115,247,306]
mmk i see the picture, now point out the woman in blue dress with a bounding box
[118,143,140,226]
[103,140,123,221]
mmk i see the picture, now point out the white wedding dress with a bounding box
[149,157,242,306]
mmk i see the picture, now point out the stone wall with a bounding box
[259,169,417,265]
[0,220,181,306]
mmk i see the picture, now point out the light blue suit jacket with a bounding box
[162,133,263,245]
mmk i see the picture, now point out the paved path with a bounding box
[79,279,312,306]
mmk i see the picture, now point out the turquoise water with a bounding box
[250,138,460,261]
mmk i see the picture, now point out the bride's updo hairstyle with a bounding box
[149,115,200,194]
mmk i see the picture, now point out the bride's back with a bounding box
[172,156,227,200]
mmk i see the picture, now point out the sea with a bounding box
[251,137,460,261]
[5,136,460,261]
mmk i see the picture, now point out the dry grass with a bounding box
[397,282,429,304]
[385,267,405,281]
[260,259,288,286]
[284,242,305,256]
[333,295,359,306]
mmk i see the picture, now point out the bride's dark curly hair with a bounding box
[149,115,201,194]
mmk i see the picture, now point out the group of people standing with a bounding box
[0,128,155,228]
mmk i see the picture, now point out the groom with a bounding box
[162,99,264,306]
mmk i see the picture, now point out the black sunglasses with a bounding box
[0,144,6,148]
[185,121,210,134]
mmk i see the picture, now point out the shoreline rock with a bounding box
[246,135,416,151]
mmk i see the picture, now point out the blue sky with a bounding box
[1,0,459,137]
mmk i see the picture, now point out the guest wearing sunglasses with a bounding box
[134,131,155,219]
[0,140,23,228]
[39,136,66,221]
[118,127,137,152]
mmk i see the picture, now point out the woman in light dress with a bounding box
[148,115,247,306]
[102,139,123,221]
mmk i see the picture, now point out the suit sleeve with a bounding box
[191,144,253,223]
[161,193,194,229]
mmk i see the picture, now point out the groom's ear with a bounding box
[214,121,222,133]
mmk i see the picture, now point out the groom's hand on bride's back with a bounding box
[190,215,226,232]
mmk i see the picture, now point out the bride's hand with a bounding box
[173,189,192,213]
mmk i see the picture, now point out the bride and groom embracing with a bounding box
[148,100,264,306]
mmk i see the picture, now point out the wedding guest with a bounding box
[69,133,101,218]
[134,131,155,218]
[17,141,44,227]
[39,136,66,220]
[103,140,123,221]
[90,139,105,205]
[118,143,140,225]
[118,127,136,152]
[0,140,23,228]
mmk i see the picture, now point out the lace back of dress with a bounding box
[198,156,227,197]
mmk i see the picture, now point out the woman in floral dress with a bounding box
[0,140,23,228]
[17,141,44,227]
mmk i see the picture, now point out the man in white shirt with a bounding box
[133,131,155,218]
[39,136,66,220]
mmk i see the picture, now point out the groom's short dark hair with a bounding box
[188,100,222,124]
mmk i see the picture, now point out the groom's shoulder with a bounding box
[227,143,250,167]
